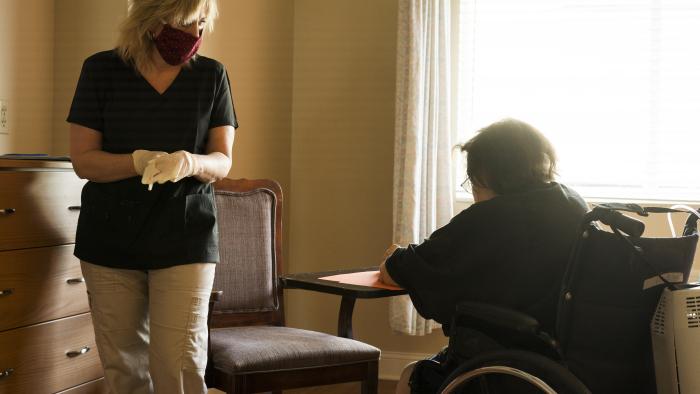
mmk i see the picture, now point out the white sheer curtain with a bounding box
[390,0,455,336]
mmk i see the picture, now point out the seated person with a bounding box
[379,118,588,393]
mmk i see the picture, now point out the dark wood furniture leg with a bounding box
[361,360,379,394]
[338,296,357,339]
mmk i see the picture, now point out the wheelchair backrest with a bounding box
[555,207,698,394]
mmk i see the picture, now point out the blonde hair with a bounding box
[116,0,219,73]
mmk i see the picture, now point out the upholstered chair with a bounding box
[206,178,380,394]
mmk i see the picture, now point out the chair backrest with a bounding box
[556,215,699,393]
[210,178,284,328]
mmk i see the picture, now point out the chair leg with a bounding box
[225,374,247,394]
[361,360,379,394]
[205,364,215,388]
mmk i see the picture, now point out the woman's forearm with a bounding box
[193,151,232,183]
[72,150,137,183]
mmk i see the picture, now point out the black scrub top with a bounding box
[385,183,588,335]
[67,50,238,269]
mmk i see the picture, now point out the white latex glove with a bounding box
[132,149,167,175]
[141,151,201,189]
[141,161,160,191]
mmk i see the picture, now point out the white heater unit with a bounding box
[652,284,700,394]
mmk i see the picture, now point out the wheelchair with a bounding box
[429,203,700,394]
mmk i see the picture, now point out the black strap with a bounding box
[594,202,687,216]
[684,213,700,236]
[590,203,694,290]
[609,226,680,290]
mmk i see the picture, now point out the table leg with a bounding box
[338,296,356,339]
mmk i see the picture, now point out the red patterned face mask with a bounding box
[153,24,202,66]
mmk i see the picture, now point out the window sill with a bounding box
[454,191,700,211]
[580,196,700,207]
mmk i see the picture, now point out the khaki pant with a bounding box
[81,261,215,394]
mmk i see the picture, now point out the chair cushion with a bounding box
[210,326,380,373]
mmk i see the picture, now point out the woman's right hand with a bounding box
[378,244,402,286]
[382,243,401,261]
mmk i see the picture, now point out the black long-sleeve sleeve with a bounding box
[385,183,588,333]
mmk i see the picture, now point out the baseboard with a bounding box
[379,351,432,381]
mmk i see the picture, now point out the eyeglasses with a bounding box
[461,178,472,193]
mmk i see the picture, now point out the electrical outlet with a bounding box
[0,100,8,134]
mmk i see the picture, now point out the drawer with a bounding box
[55,378,107,394]
[0,170,85,251]
[0,313,102,394]
[0,245,89,331]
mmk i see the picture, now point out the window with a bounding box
[455,0,700,202]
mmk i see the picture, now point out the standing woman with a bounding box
[67,0,236,393]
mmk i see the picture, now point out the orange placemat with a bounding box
[319,270,403,291]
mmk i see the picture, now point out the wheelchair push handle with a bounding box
[684,214,700,236]
[585,207,645,237]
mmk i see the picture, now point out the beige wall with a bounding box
[287,0,448,354]
[52,0,126,156]
[203,0,294,189]
[201,0,294,266]
[0,0,125,156]
[0,0,55,155]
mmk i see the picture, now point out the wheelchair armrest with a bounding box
[452,302,563,360]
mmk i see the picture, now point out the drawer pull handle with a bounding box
[66,278,85,285]
[66,346,90,358]
[68,206,81,211]
[0,289,12,297]
[0,368,13,379]
[0,208,15,215]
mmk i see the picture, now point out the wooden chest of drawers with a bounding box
[0,159,105,394]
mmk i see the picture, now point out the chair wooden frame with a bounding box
[206,178,379,394]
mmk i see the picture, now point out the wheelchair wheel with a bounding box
[437,350,591,394]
